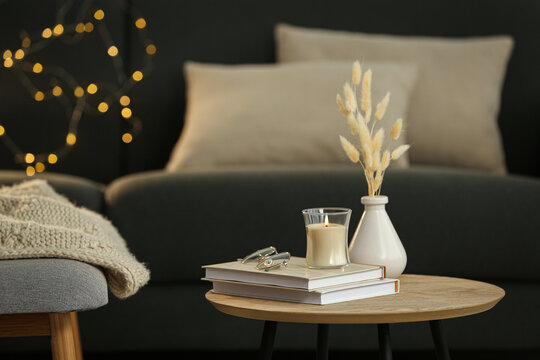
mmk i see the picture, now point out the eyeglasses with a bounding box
[240,246,291,272]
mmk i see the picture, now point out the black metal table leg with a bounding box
[317,324,330,360]
[378,323,392,360]
[258,320,277,360]
[430,320,451,360]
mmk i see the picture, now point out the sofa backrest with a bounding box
[1,0,539,181]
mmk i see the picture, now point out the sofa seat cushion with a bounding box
[0,171,104,213]
[0,259,108,314]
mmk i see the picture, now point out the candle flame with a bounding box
[324,215,329,227]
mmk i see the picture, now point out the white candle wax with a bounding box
[306,223,348,268]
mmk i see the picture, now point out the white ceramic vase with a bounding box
[348,195,406,278]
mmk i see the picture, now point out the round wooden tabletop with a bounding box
[205,274,505,324]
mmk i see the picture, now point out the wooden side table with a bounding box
[206,274,505,360]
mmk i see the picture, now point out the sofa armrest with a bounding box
[106,166,540,282]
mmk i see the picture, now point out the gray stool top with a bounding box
[0,258,108,314]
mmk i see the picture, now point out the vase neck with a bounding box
[361,195,388,205]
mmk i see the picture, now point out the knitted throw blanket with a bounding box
[0,180,149,298]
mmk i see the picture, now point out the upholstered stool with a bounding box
[0,258,108,359]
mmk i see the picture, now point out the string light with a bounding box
[132,71,143,81]
[35,162,45,173]
[87,83,98,94]
[98,102,109,113]
[52,86,62,96]
[122,133,133,143]
[66,133,77,146]
[145,44,157,55]
[42,28,52,38]
[0,2,155,174]
[47,154,58,164]
[121,107,132,119]
[24,153,35,163]
[119,95,130,106]
[33,62,43,73]
[75,23,85,33]
[107,45,119,57]
[74,86,84,97]
[53,24,64,36]
[94,9,105,20]
[34,91,45,101]
[14,49,24,60]
[135,18,146,29]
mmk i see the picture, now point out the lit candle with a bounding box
[306,215,349,268]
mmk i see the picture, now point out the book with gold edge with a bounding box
[203,256,385,290]
[205,277,399,305]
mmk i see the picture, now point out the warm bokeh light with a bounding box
[42,28,52,38]
[119,95,130,106]
[34,91,45,101]
[87,83,98,94]
[4,58,13,68]
[14,49,24,60]
[0,125,4,136]
[135,18,146,29]
[48,153,58,164]
[2,50,12,59]
[66,133,77,145]
[24,153,35,163]
[94,9,105,20]
[52,86,62,97]
[75,23,85,33]
[35,162,45,173]
[33,62,43,73]
[122,133,133,143]
[53,24,64,36]
[26,166,35,177]
[85,22,94,32]
[121,107,132,119]
[132,71,143,81]
[107,45,119,57]
[145,44,157,55]
[22,37,31,48]
[74,86,84,98]
[98,102,109,113]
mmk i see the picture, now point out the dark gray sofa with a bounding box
[1,0,540,355]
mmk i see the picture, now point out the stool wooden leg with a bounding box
[49,313,77,360]
[70,312,83,360]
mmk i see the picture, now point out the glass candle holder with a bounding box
[302,208,352,269]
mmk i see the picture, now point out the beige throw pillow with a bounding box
[276,24,513,174]
[166,61,417,171]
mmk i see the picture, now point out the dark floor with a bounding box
[2,350,540,360]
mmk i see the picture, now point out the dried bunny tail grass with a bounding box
[336,94,349,116]
[362,142,373,168]
[391,144,410,160]
[339,135,360,163]
[372,149,381,170]
[352,61,362,85]
[343,82,357,112]
[390,118,403,140]
[356,111,365,124]
[347,113,360,135]
[361,69,372,113]
[373,171,383,193]
[372,128,385,153]
[381,150,391,170]
[374,92,390,121]
[357,115,372,148]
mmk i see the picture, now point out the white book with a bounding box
[203,257,385,290]
[208,278,400,305]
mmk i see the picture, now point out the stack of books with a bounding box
[203,257,399,305]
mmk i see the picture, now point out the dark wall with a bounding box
[1,0,539,182]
